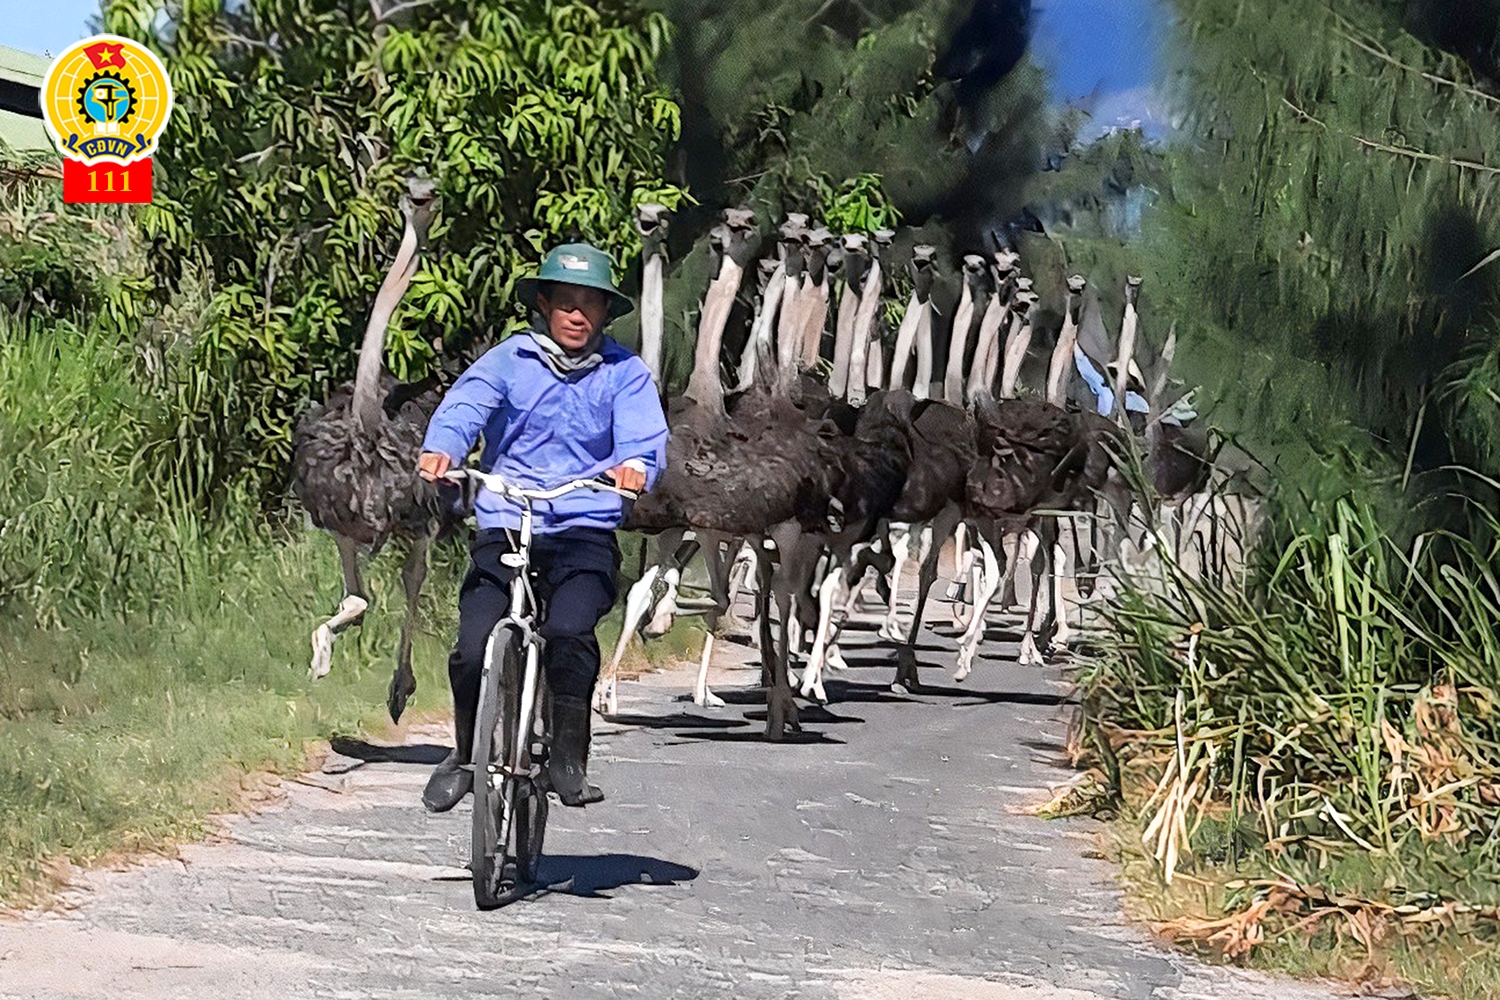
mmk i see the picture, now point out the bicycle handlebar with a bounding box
[442,468,640,503]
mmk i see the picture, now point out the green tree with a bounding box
[99,0,687,499]
[655,0,1048,240]
[1150,0,1500,521]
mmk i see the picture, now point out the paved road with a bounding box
[0,610,1354,999]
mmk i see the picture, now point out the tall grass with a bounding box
[0,313,460,901]
[1081,482,1500,988]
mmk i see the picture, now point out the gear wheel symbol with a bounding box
[76,71,138,127]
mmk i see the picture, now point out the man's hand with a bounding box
[607,464,646,493]
[417,451,452,483]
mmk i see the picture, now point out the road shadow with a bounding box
[671,728,845,745]
[328,737,450,766]
[602,712,749,730]
[898,684,1073,707]
[534,853,700,898]
[821,678,920,705]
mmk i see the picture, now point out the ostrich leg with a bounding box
[1050,522,1074,651]
[310,533,369,680]
[597,563,661,715]
[894,502,962,693]
[878,523,914,640]
[762,529,801,740]
[1019,519,1058,666]
[953,519,1008,682]
[388,530,432,722]
[692,534,731,708]
[800,569,840,703]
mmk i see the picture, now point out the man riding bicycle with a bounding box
[417,242,669,813]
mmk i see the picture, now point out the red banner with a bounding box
[62,158,152,204]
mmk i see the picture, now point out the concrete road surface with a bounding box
[0,613,1358,999]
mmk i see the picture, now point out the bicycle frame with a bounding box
[447,468,639,783]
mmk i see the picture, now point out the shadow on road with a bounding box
[535,853,699,898]
[329,737,451,765]
[602,712,749,730]
[670,728,845,745]
[909,684,1073,707]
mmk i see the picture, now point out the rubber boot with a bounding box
[423,712,474,813]
[547,694,604,807]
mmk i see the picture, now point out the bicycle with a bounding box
[442,468,639,909]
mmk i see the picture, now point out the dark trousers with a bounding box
[449,527,620,751]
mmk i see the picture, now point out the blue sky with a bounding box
[2,0,99,57]
[4,0,1168,133]
[1030,0,1171,136]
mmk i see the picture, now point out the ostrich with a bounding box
[293,176,444,723]
[624,209,846,738]
[600,209,762,714]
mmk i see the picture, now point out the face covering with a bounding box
[527,317,604,378]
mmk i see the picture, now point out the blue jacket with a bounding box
[1073,345,1148,417]
[422,333,669,533]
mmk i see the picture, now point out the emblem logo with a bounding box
[558,254,591,271]
[41,35,174,165]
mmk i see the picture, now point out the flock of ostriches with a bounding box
[293,187,1228,741]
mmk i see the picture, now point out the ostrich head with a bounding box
[1065,274,1087,324]
[961,253,989,298]
[804,227,834,283]
[636,203,672,252]
[911,244,937,299]
[712,207,760,272]
[840,233,871,286]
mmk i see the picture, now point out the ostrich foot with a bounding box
[765,685,801,741]
[308,594,368,679]
[310,626,334,680]
[387,664,416,723]
[892,646,921,693]
[799,671,827,704]
[692,634,725,708]
[595,674,619,716]
[1018,633,1045,666]
[826,644,849,673]
[953,648,976,683]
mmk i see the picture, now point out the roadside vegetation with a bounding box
[1063,3,1500,995]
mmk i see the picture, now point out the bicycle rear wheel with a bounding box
[470,623,537,908]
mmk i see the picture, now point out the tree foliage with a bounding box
[655,0,1047,242]
[99,0,687,497]
[1151,0,1500,519]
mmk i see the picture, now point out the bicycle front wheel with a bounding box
[472,623,523,908]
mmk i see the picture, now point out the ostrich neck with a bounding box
[966,292,1007,402]
[845,260,883,406]
[1110,302,1139,419]
[943,281,979,403]
[640,251,666,384]
[1046,308,1081,407]
[888,288,924,390]
[912,301,934,400]
[829,265,865,399]
[799,275,829,368]
[999,312,1032,399]
[686,256,745,413]
[352,221,421,435]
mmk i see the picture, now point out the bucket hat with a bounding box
[516,242,633,320]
